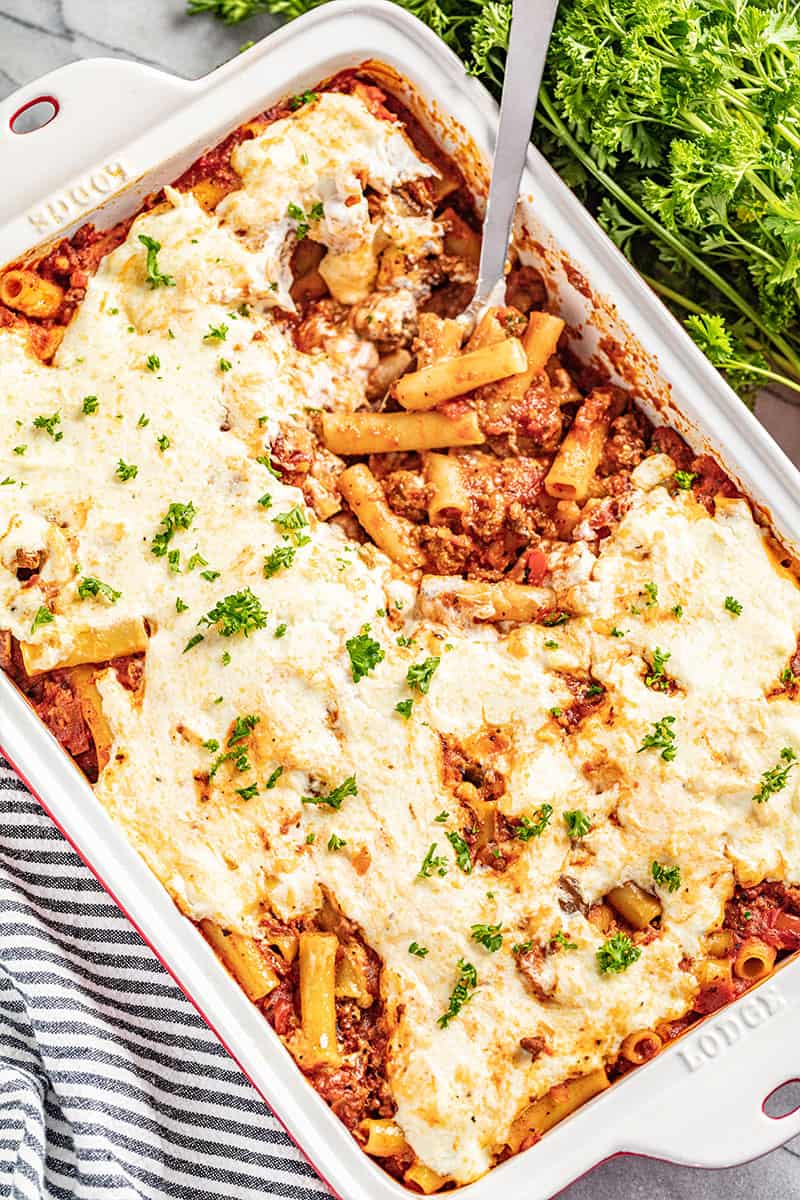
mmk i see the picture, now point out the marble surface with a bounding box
[1,4,799,1198]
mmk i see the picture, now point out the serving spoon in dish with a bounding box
[462,0,560,328]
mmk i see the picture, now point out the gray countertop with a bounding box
[1,3,799,1198]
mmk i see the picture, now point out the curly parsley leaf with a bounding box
[437,958,478,1028]
[753,746,798,804]
[199,588,268,637]
[302,774,358,810]
[651,861,682,892]
[446,830,472,874]
[30,606,54,635]
[138,234,176,289]
[346,625,384,683]
[417,842,448,880]
[639,715,677,761]
[470,922,503,952]
[406,655,440,695]
[597,931,641,975]
[514,804,553,841]
[563,809,591,840]
[77,576,121,604]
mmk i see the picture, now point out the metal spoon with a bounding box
[464,0,560,324]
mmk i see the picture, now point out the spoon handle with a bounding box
[474,0,560,306]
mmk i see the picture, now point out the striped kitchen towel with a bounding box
[0,757,327,1200]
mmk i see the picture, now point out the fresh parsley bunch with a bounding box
[189,0,800,403]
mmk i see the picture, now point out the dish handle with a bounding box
[617,970,800,1167]
[0,58,194,230]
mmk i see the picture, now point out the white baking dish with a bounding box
[2,3,800,1196]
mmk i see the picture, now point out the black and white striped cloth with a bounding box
[0,756,328,1200]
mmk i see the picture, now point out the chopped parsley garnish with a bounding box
[30,606,54,635]
[782,666,799,687]
[644,581,658,607]
[266,765,283,789]
[673,470,698,491]
[176,597,188,613]
[408,941,428,957]
[203,739,220,753]
[541,610,570,627]
[638,715,677,761]
[203,323,228,342]
[585,682,605,698]
[206,710,260,777]
[219,358,232,373]
[200,569,221,582]
[146,354,161,372]
[264,545,297,577]
[396,634,415,648]
[33,412,62,441]
[274,623,287,638]
[753,747,797,804]
[183,633,205,653]
[77,576,121,604]
[446,830,472,874]
[287,200,325,240]
[512,941,533,955]
[611,626,626,638]
[207,716,260,778]
[302,774,358,810]
[514,804,553,841]
[327,833,347,851]
[406,656,440,695]
[256,450,281,479]
[236,783,259,801]
[168,549,181,573]
[115,459,138,482]
[199,588,268,637]
[138,234,176,289]
[289,90,319,110]
[725,595,743,616]
[221,650,231,665]
[672,604,684,619]
[437,959,477,1028]
[157,434,170,452]
[346,625,384,683]
[272,506,310,545]
[551,931,578,951]
[652,861,682,892]
[137,413,150,428]
[1,478,14,486]
[471,922,503,952]
[395,698,414,720]
[12,445,26,455]
[82,396,99,415]
[417,843,448,879]
[597,932,641,975]
[434,810,449,823]
[257,493,272,509]
[544,639,559,649]
[564,809,592,840]
[645,646,671,691]
[187,552,207,571]
[549,706,563,717]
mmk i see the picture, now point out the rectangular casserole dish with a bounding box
[2,2,800,1196]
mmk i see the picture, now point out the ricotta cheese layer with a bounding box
[3,91,800,1185]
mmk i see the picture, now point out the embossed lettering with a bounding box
[26,159,131,235]
[678,982,787,1073]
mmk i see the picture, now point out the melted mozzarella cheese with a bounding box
[3,92,800,1186]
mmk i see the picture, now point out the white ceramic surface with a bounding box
[2,4,800,1198]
